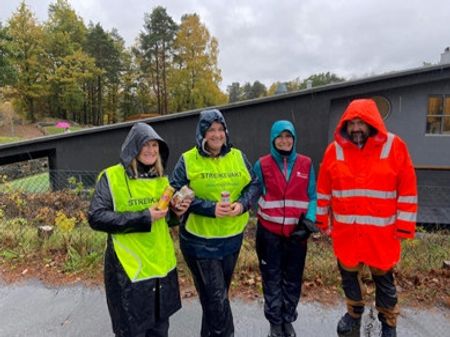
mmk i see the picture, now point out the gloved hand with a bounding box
[291,217,319,241]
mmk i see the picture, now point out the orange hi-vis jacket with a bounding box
[316,99,418,271]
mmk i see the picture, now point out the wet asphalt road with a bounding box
[0,281,448,337]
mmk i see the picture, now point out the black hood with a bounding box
[120,122,169,173]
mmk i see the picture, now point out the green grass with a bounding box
[43,126,83,135]
[0,172,50,193]
[0,217,105,273]
[0,136,22,144]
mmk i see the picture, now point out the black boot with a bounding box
[380,322,396,337]
[268,323,283,337]
[337,313,361,336]
[283,322,296,337]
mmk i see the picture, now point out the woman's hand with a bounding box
[215,201,232,217]
[170,198,192,217]
[229,202,243,217]
[149,206,168,222]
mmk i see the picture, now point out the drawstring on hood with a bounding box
[195,109,232,157]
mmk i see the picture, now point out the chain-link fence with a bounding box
[2,165,449,225]
[0,158,98,192]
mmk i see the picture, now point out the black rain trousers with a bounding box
[255,223,307,326]
[182,249,240,337]
[104,238,181,337]
[338,262,399,327]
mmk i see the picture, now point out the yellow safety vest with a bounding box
[183,147,251,238]
[104,164,176,282]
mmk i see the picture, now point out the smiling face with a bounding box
[137,140,159,165]
[346,117,370,146]
[204,121,226,156]
[274,130,294,152]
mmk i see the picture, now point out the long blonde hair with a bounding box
[129,154,164,178]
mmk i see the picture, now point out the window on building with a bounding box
[426,95,450,134]
[371,96,391,120]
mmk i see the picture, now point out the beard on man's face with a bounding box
[350,131,368,145]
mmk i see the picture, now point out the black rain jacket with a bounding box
[88,122,181,337]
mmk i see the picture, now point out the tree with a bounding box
[227,81,267,102]
[170,13,226,112]
[6,2,49,122]
[84,23,124,124]
[0,101,16,136]
[268,73,345,95]
[44,0,90,120]
[227,82,242,103]
[51,50,98,123]
[138,6,177,115]
[300,72,345,88]
[104,29,126,123]
[249,80,267,99]
[0,23,16,86]
[119,50,140,120]
[241,82,253,100]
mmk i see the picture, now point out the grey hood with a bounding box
[120,122,169,172]
[195,109,231,156]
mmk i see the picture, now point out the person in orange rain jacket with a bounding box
[316,99,417,337]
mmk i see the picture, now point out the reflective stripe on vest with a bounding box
[317,206,329,215]
[331,132,417,228]
[258,198,309,209]
[397,210,417,222]
[380,133,395,159]
[332,189,397,199]
[106,164,176,282]
[256,154,311,234]
[317,193,331,201]
[183,147,251,238]
[398,195,417,203]
[334,213,396,226]
[335,141,344,160]
[257,208,298,225]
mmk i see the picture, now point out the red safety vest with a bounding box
[316,99,418,270]
[257,154,311,237]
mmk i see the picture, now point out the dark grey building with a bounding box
[1,63,450,224]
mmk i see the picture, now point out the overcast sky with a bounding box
[2,0,450,90]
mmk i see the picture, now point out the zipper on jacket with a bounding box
[282,157,288,232]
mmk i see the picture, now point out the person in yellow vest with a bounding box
[88,122,191,337]
[170,109,260,337]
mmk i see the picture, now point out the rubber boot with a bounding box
[380,322,397,337]
[283,322,296,337]
[337,313,361,337]
[268,323,283,337]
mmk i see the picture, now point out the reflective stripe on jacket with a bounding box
[106,164,176,282]
[257,154,311,237]
[317,99,417,270]
[183,147,251,238]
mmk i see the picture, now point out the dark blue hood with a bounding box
[270,120,297,162]
[195,109,231,156]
